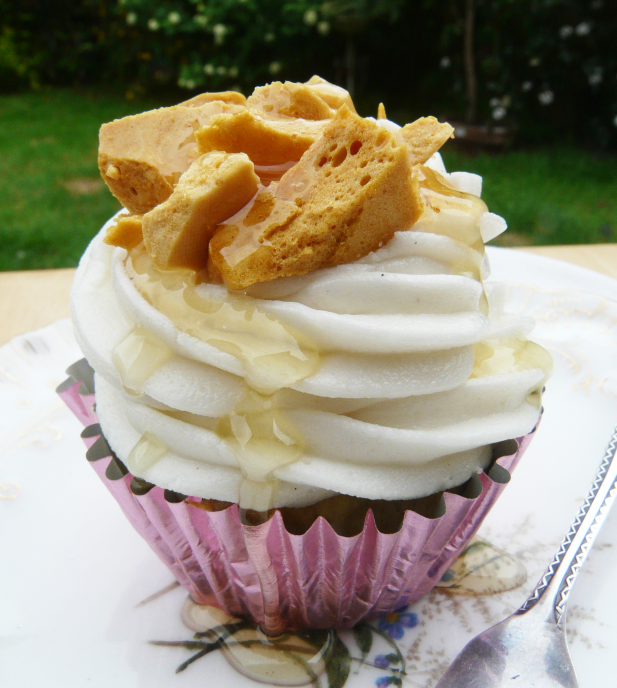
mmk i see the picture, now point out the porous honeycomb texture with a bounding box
[209,107,423,289]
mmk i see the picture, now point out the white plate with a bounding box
[1,248,616,688]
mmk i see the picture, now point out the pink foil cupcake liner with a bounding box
[58,361,536,631]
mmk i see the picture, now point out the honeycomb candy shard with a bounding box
[305,75,357,113]
[209,107,423,289]
[179,91,247,108]
[401,116,455,166]
[247,81,335,121]
[195,109,326,167]
[103,214,143,250]
[142,152,259,271]
[99,100,244,214]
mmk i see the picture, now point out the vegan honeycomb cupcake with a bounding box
[60,77,551,632]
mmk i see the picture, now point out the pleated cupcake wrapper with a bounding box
[58,362,535,631]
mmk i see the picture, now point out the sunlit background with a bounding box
[2,0,616,271]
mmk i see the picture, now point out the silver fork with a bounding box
[435,425,617,688]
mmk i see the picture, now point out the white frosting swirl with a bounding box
[71,154,550,508]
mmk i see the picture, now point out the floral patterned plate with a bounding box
[1,248,616,688]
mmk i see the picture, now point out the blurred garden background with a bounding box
[1,0,616,271]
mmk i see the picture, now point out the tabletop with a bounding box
[0,243,616,347]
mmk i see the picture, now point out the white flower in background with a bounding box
[264,32,275,42]
[575,22,591,36]
[304,9,318,26]
[521,81,533,92]
[168,11,181,24]
[529,57,541,67]
[213,23,227,44]
[490,95,511,111]
[216,65,227,76]
[126,12,137,25]
[559,25,573,38]
[613,114,617,127]
[269,61,282,75]
[194,15,208,27]
[203,63,215,75]
[588,67,603,86]
[228,66,239,78]
[317,21,330,35]
[492,106,506,120]
[538,90,554,105]
[440,56,451,68]
[185,79,196,89]
[148,18,159,31]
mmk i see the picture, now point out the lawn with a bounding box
[441,147,617,248]
[1,88,616,272]
[0,89,162,272]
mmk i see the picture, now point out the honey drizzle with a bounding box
[124,249,316,510]
[116,163,525,512]
[416,166,489,314]
[215,139,335,275]
[471,337,553,406]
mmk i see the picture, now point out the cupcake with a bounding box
[61,77,551,633]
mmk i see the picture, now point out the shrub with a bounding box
[420,0,617,147]
[2,0,616,148]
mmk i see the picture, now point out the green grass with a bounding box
[0,88,162,272]
[0,88,616,272]
[441,147,617,247]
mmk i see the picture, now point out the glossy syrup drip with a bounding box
[471,337,553,407]
[111,325,173,396]
[253,161,297,183]
[125,431,167,476]
[121,161,507,515]
[217,389,305,512]
[414,168,553,399]
[215,136,329,274]
[129,249,319,395]
[218,162,489,293]
[471,338,553,379]
[127,248,316,512]
[217,183,301,270]
[417,166,488,253]
[416,165,489,314]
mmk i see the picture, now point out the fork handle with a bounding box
[519,425,617,624]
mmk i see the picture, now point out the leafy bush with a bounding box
[422,0,617,148]
[2,0,616,148]
[0,0,110,91]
